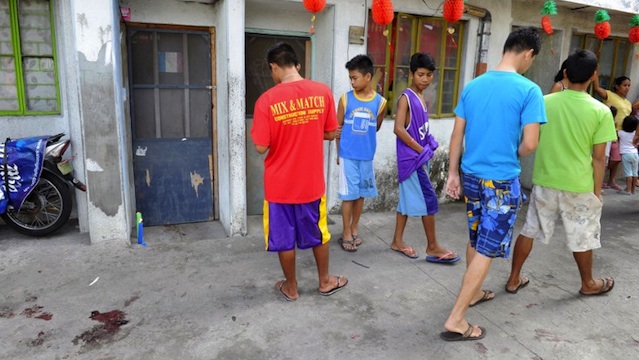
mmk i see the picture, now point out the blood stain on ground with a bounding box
[72,310,129,350]
[0,307,15,318]
[29,331,52,347]
[20,305,52,320]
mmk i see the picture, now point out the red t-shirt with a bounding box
[251,79,337,203]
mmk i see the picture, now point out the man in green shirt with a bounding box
[505,49,617,296]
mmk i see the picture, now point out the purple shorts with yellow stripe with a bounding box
[463,173,523,259]
[263,195,331,252]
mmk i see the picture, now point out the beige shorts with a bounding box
[520,186,603,252]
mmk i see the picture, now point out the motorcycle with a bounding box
[1,133,86,236]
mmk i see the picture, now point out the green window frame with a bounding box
[570,33,631,95]
[367,12,464,118]
[0,0,60,115]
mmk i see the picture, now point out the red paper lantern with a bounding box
[303,0,326,34]
[303,0,326,13]
[443,0,465,23]
[594,9,611,40]
[372,0,394,26]
[595,22,611,40]
[629,15,639,43]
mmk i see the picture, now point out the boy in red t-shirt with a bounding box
[250,42,348,301]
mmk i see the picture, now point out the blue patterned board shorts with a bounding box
[463,173,524,259]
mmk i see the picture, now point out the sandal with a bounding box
[338,237,357,252]
[352,234,362,247]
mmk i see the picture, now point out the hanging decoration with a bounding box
[372,0,394,26]
[629,14,639,43]
[540,1,557,35]
[629,14,639,60]
[442,0,465,24]
[594,9,611,40]
[303,0,326,34]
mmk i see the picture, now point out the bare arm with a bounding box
[376,101,387,131]
[632,99,639,115]
[254,144,269,154]
[445,116,466,199]
[592,74,608,100]
[592,142,607,199]
[518,123,540,158]
[633,131,639,147]
[335,97,345,163]
[324,130,337,141]
[393,95,423,153]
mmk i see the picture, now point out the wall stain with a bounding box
[77,13,88,30]
[190,171,204,197]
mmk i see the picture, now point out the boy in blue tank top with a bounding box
[336,55,387,252]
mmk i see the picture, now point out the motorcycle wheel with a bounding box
[1,171,73,236]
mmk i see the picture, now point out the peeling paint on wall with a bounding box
[190,171,204,197]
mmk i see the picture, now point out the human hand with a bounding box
[446,173,461,199]
[336,125,342,139]
[427,134,439,151]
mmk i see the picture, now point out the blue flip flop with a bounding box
[425,251,461,264]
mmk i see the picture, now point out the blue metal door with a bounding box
[128,27,215,225]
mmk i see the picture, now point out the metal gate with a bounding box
[128,26,216,225]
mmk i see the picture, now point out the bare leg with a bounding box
[277,250,299,299]
[506,234,533,292]
[608,161,620,187]
[464,243,496,305]
[351,198,365,245]
[312,242,346,292]
[340,200,356,251]
[422,215,457,258]
[573,250,613,294]
[443,253,492,336]
[626,176,633,193]
[391,212,409,248]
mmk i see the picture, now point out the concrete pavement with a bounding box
[0,192,638,360]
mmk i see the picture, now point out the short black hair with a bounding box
[266,42,299,68]
[554,60,567,83]
[612,76,631,92]
[409,53,436,73]
[345,55,374,76]
[565,49,598,84]
[610,106,618,118]
[621,115,639,133]
[503,27,541,56]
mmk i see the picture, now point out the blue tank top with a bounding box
[339,90,387,161]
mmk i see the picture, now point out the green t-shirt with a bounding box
[533,90,617,193]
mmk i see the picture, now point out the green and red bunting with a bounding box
[594,9,611,40]
[629,14,639,43]
[540,1,557,34]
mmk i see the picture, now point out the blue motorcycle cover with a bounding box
[0,136,48,214]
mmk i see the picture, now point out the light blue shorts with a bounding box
[338,158,377,201]
[396,165,438,216]
[621,153,639,177]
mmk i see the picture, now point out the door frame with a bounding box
[125,22,219,220]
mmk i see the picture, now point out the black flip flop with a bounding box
[505,277,530,294]
[469,290,494,307]
[579,277,614,296]
[440,325,486,341]
[338,238,357,252]
[319,276,348,296]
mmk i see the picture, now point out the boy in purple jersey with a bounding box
[389,53,459,264]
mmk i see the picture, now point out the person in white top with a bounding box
[617,115,639,195]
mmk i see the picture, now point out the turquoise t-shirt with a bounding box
[533,90,617,193]
[455,71,547,180]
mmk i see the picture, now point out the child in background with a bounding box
[336,55,387,251]
[389,52,459,263]
[617,115,639,195]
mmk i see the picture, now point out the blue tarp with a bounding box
[0,136,48,214]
